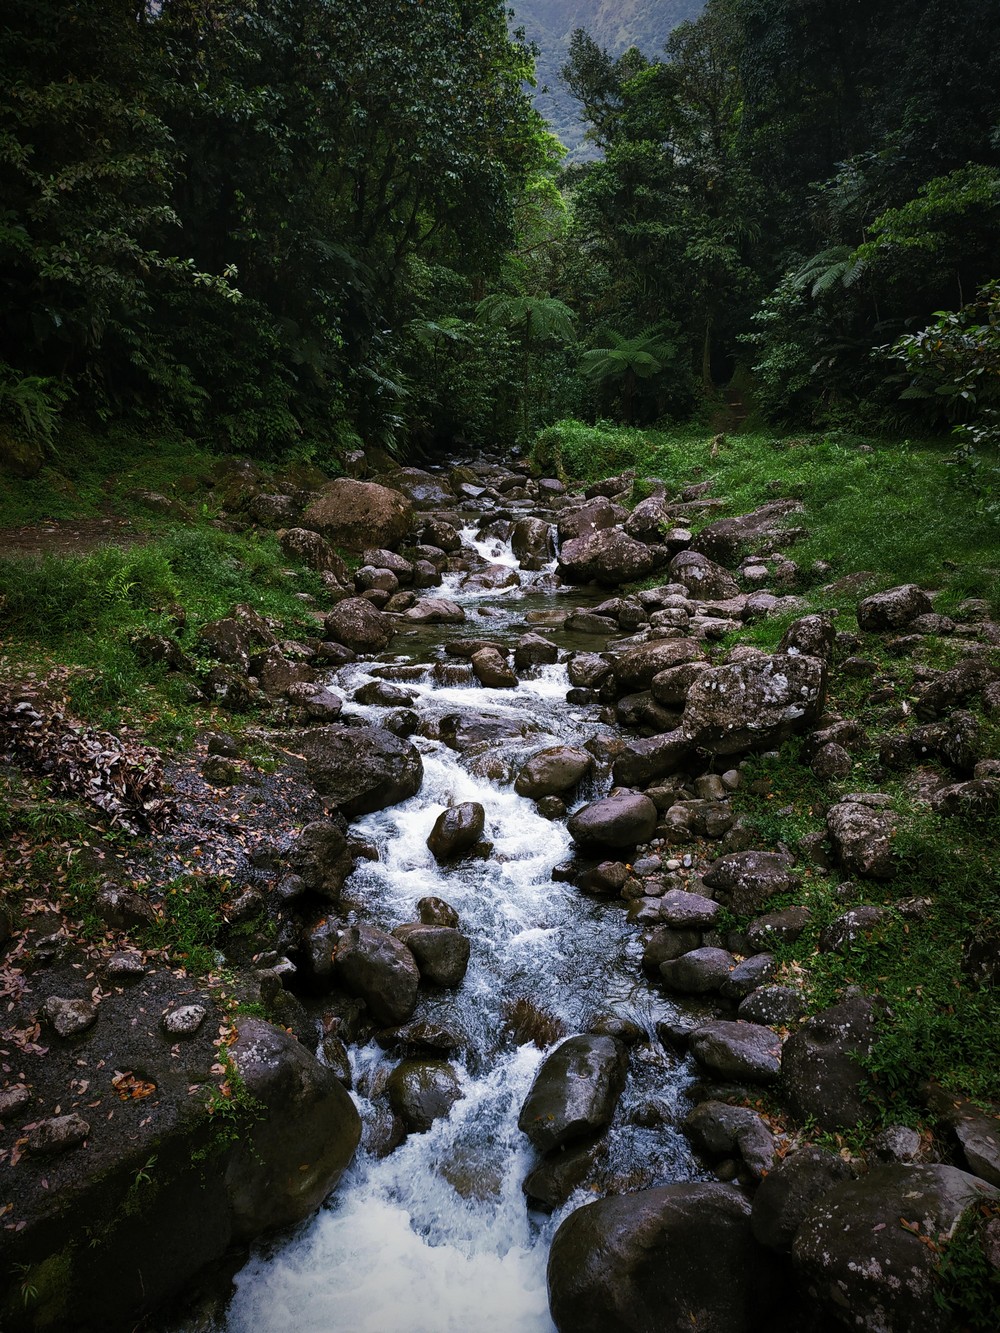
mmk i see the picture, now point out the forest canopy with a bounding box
[1,0,999,458]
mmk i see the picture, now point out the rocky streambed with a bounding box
[2,455,1000,1331]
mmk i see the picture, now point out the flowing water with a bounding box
[221,517,704,1332]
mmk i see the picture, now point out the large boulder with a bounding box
[300,724,422,816]
[426,802,486,862]
[225,1018,361,1239]
[547,1183,779,1333]
[511,516,554,563]
[826,795,897,878]
[689,1020,783,1084]
[276,527,350,578]
[781,995,881,1131]
[388,466,453,507]
[386,1059,462,1133]
[324,597,395,654]
[518,1034,628,1153]
[568,791,658,850]
[793,1165,1000,1332]
[301,477,413,551]
[287,820,353,899]
[668,550,741,600]
[681,653,827,755]
[691,500,803,566]
[515,746,594,799]
[751,1146,855,1253]
[558,528,669,586]
[702,850,798,916]
[334,923,420,1025]
[856,583,933,632]
[611,730,691,787]
[612,639,703,691]
[557,496,627,543]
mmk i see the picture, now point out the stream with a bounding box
[222,507,705,1332]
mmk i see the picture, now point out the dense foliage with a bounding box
[2,0,999,456]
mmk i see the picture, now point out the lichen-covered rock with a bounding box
[856,583,933,632]
[702,850,799,916]
[681,653,826,755]
[779,614,836,662]
[781,995,881,1130]
[751,1146,854,1253]
[826,795,897,878]
[557,496,627,544]
[277,527,350,578]
[691,500,802,566]
[558,528,669,586]
[301,477,413,551]
[612,639,704,691]
[793,1165,1000,1332]
[547,1183,779,1333]
[518,1034,627,1153]
[668,550,741,600]
[300,723,422,816]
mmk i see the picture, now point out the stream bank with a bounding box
[2,450,1000,1332]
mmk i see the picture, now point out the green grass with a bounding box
[531,419,1000,611]
[727,742,1000,1114]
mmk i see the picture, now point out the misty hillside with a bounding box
[512,0,705,157]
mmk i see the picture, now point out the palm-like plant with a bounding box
[792,245,865,298]
[476,294,576,438]
[579,330,677,423]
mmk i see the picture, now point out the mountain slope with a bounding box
[512,0,705,157]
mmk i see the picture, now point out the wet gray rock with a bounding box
[856,583,933,632]
[287,682,344,720]
[426,802,486,862]
[226,1018,361,1238]
[288,820,354,898]
[567,791,658,850]
[300,724,423,816]
[681,653,827,755]
[523,1141,604,1211]
[793,1165,1000,1332]
[386,1059,462,1133]
[334,924,421,1025]
[547,1183,778,1333]
[394,924,470,988]
[611,730,691,787]
[702,850,799,916]
[515,746,593,799]
[782,995,881,1130]
[470,646,518,688]
[751,1145,854,1253]
[684,1100,761,1156]
[324,597,395,653]
[826,796,897,878]
[514,632,559,669]
[689,1020,783,1084]
[417,896,460,928]
[660,947,735,995]
[657,889,720,929]
[719,952,776,1001]
[649,660,709,705]
[567,652,614,689]
[518,1034,628,1153]
[511,516,554,563]
[642,927,703,970]
[403,596,466,624]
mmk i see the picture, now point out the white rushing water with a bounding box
[222,528,700,1333]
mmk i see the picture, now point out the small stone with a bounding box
[27,1113,90,1154]
[0,1085,31,1119]
[42,995,98,1038]
[106,952,145,979]
[163,1004,207,1037]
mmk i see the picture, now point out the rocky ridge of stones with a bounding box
[3,450,1000,1331]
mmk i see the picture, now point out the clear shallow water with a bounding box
[221,529,702,1333]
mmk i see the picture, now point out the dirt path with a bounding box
[0,515,146,559]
